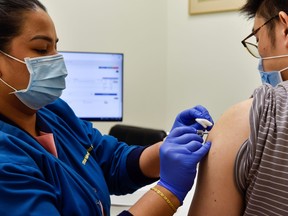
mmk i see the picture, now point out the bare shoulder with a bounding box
[188,98,253,216]
[210,98,252,146]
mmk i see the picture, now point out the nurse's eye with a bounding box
[35,49,48,55]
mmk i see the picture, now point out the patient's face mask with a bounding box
[0,51,68,110]
[258,54,288,87]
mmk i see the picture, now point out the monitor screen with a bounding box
[59,51,123,121]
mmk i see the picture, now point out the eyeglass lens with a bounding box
[244,42,260,58]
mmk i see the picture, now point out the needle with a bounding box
[196,130,209,136]
[195,118,213,143]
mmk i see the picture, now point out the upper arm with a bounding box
[188,98,253,216]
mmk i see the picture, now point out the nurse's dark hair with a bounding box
[0,0,46,51]
[240,0,288,46]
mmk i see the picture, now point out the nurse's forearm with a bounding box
[139,141,162,178]
[128,184,180,216]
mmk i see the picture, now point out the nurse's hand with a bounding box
[171,105,214,131]
[157,126,211,204]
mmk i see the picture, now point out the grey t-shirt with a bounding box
[235,82,288,215]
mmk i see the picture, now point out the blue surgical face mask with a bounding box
[258,54,288,87]
[0,51,68,110]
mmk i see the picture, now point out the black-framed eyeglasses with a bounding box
[241,15,278,58]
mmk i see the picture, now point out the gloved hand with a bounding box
[171,105,214,131]
[157,126,211,204]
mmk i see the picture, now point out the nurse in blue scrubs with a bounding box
[0,0,213,215]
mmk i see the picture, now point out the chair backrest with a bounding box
[109,124,167,146]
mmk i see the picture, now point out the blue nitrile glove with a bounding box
[172,105,214,131]
[157,126,211,204]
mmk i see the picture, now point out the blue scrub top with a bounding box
[0,99,150,216]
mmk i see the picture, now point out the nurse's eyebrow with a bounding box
[30,35,59,43]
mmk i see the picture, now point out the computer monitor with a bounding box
[59,51,123,121]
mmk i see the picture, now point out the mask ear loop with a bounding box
[279,66,288,73]
[278,65,288,82]
[261,54,288,60]
[0,50,26,93]
[0,77,17,93]
[0,50,26,94]
[261,54,288,81]
[0,50,25,64]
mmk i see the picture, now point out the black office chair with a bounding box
[109,124,167,146]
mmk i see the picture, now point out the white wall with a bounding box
[165,1,259,129]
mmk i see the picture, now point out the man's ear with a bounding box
[279,12,288,34]
[279,11,288,48]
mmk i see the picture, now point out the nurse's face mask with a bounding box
[0,51,68,110]
[258,54,288,87]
